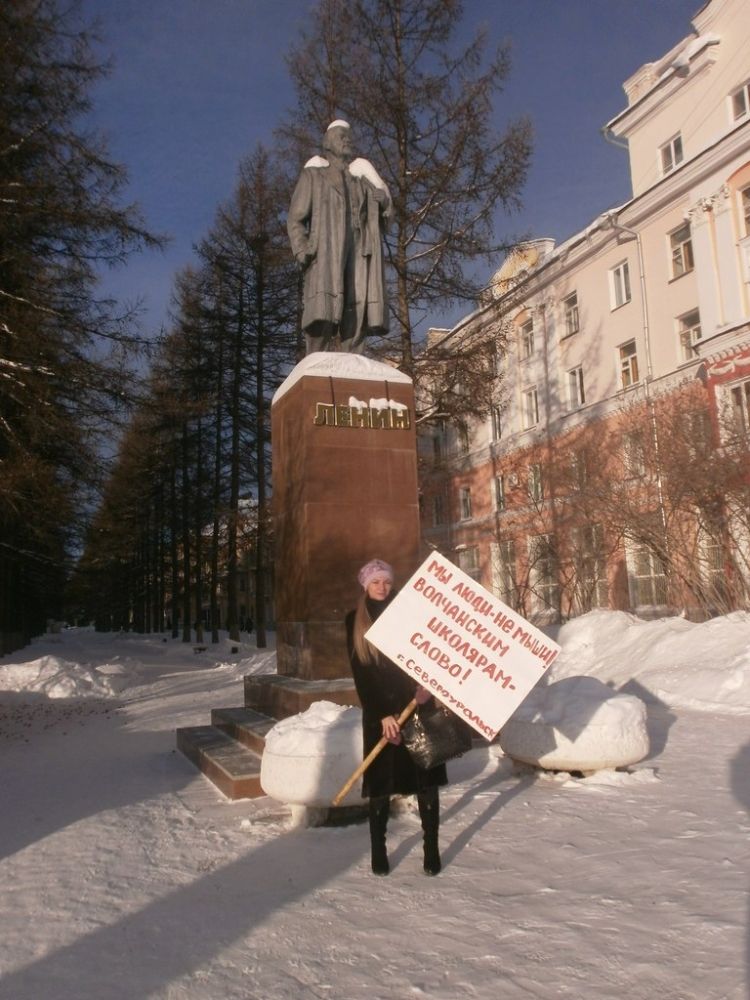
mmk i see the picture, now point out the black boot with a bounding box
[369,796,390,875]
[418,787,441,876]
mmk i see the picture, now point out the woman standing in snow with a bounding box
[346,559,447,876]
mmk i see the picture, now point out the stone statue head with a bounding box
[322,120,353,162]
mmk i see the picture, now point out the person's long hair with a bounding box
[352,591,381,667]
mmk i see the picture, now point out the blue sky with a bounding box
[80,0,701,336]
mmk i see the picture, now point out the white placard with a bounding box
[365,551,561,740]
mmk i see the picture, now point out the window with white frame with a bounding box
[494,474,506,512]
[728,378,750,436]
[623,430,646,478]
[628,541,668,608]
[562,291,579,337]
[731,81,750,122]
[699,529,729,610]
[660,134,683,175]
[572,523,608,611]
[678,309,702,361]
[742,186,750,236]
[618,340,639,388]
[685,406,713,458]
[570,449,587,489]
[522,386,539,428]
[491,538,517,608]
[519,319,535,360]
[669,222,694,278]
[610,261,631,309]
[529,533,560,615]
[491,405,503,442]
[457,545,480,578]
[459,486,472,520]
[529,463,543,503]
[567,366,585,409]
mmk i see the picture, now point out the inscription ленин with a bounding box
[313,402,411,430]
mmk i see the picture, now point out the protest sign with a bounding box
[365,551,561,740]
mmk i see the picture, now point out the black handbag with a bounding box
[401,701,474,769]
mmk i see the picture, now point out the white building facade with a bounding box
[421,0,750,623]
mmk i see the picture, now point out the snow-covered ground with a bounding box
[1,612,749,1000]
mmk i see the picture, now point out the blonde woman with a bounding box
[345,559,447,876]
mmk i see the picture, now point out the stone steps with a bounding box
[177,705,281,799]
[177,676,359,801]
[211,706,278,755]
[176,724,264,800]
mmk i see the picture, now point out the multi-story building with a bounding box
[420,0,750,623]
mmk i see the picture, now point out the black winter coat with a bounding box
[346,595,448,798]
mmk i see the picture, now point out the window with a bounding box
[458,424,470,454]
[731,81,750,121]
[432,418,447,464]
[628,541,668,607]
[432,493,446,527]
[670,222,694,278]
[570,450,587,489]
[522,386,539,428]
[572,523,608,611]
[729,379,750,436]
[494,475,506,512]
[459,486,472,520]
[492,538,517,608]
[457,546,480,577]
[742,186,750,236]
[491,405,503,442]
[678,309,702,361]
[618,340,639,388]
[520,319,535,360]
[699,530,729,610]
[660,134,683,175]
[623,430,646,478]
[610,261,631,309]
[567,366,585,409]
[562,292,579,337]
[529,534,560,614]
[529,463,543,502]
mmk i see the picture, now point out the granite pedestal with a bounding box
[250,354,422,718]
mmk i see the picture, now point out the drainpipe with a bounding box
[539,299,563,620]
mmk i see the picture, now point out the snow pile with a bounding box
[501,676,649,772]
[0,654,132,699]
[261,701,365,807]
[549,609,750,713]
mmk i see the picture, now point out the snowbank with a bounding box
[548,610,750,714]
[0,655,131,699]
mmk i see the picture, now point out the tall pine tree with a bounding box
[0,0,161,646]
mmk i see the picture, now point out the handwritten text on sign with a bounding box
[365,552,561,740]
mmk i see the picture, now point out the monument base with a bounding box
[271,353,422,683]
[244,674,359,721]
